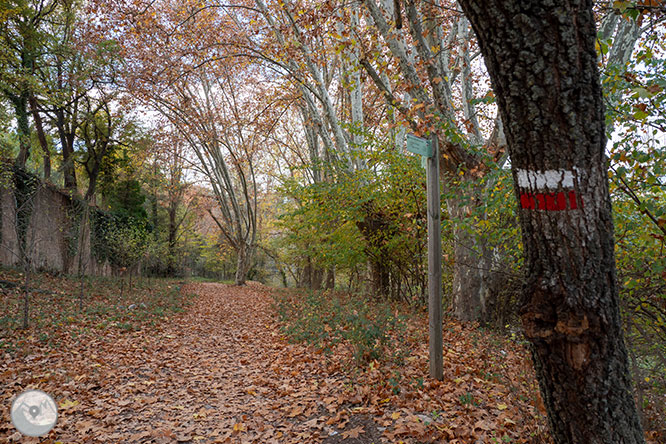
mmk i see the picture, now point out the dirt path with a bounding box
[3,283,377,444]
[89,282,340,443]
[3,282,566,444]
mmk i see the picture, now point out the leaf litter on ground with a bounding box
[1,275,658,443]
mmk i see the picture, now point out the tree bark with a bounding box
[21,271,30,330]
[28,95,51,180]
[324,266,335,290]
[298,257,323,290]
[167,200,177,275]
[234,243,252,286]
[447,196,491,322]
[12,93,31,168]
[56,108,78,190]
[356,202,394,298]
[458,1,644,443]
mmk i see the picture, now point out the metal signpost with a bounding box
[405,133,434,157]
[405,133,443,380]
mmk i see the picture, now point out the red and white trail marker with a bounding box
[516,168,582,211]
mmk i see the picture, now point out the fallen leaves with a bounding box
[1,280,558,443]
[286,405,305,418]
[341,425,364,439]
[58,399,79,410]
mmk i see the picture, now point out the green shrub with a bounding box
[274,289,407,365]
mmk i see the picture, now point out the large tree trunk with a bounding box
[459,1,644,443]
[85,162,101,201]
[298,257,323,290]
[369,257,389,298]
[356,202,393,298]
[234,243,252,286]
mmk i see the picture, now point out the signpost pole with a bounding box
[427,134,443,380]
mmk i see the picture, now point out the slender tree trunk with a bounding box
[324,266,335,290]
[79,274,85,311]
[348,0,365,170]
[28,95,51,180]
[13,45,37,168]
[459,1,644,442]
[167,202,177,274]
[299,259,311,288]
[76,203,90,307]
[64,133,77,190]
[21,270,30,329]
[12,94,31,168]
[151,195,159,241]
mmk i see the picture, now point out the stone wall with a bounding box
[0,170,111,276]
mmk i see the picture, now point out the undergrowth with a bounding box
[273,289,408,365]
[0,267,194,356]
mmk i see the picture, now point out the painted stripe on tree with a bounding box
[516,168,582,211]
[516,169,576,190]
[520,190,580,211]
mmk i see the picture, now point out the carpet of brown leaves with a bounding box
[2,281,557,443]
[4,281,658,443]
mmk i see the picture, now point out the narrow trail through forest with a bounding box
[2,282,558,443]
[89,281,349,443]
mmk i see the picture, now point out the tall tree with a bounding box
[149,132,191,275]
[458,0,645,442]
[40,1,83,191]
[36,0,118,191]
[0,0,58,168]
[147,68,260,286]
[79,95,116,201]
[358,0,508,320]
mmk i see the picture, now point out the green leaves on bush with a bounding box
[274,289,407,365]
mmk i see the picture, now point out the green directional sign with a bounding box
[406,134,433,157]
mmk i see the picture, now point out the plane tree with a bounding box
[458,0,646,442]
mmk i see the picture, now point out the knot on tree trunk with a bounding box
[521,287,595,338]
